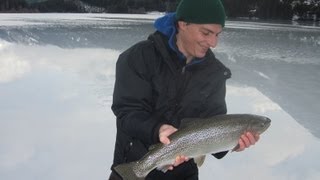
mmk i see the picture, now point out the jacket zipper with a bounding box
[181,66,186,74]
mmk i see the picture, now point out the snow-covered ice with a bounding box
[0,13,320,180]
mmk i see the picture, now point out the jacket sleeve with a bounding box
[111,42,164,145]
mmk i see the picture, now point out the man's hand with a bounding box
[234,132,260,152]
[159,124,177,145]
[159,124,189,170]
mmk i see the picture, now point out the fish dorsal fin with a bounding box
[179,118,199,129]
[194,155,206,167]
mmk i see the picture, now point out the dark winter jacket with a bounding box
[110,29,231,178]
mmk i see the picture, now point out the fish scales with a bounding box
[114,114,271,180]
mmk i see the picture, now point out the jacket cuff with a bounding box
[152,122,166,144]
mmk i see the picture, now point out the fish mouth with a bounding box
[265,117,271,127]
[265,117,271,124]
[260,117,271,134]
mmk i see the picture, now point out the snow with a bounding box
[0,13,162,27]
[0,13,320,180]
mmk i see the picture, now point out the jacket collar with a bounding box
[154,13,184,60]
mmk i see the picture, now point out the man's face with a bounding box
[177,22,222,60]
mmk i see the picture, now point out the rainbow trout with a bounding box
[114,114,271,179]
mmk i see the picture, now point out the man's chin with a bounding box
[196,52,206,59]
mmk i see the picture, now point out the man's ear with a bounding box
[177,21,188,30]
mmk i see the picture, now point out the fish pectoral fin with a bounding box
[156,164,172,173]
[231,144,240,152]
[194,155,206,167]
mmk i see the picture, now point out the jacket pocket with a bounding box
[124,138,148,163]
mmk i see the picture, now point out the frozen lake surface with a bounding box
[1,13,320,180]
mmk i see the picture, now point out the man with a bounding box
[109,0,259,179]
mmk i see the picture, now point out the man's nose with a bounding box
[208,36,217,48]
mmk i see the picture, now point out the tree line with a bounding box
[224,0,320,21]
[0,0,319,21]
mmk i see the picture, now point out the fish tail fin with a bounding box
[114,162,143,180]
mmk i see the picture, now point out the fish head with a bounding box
[247,115,271,135]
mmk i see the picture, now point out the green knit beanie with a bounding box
[176,0,226,27]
